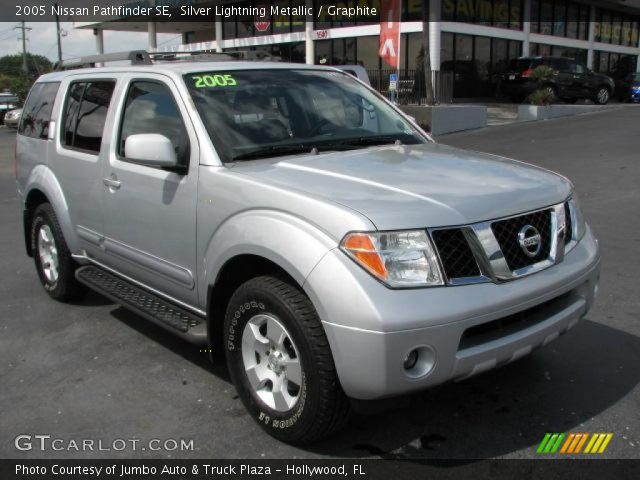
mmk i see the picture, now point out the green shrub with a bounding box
[526,89,555,106]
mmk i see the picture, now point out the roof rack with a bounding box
[57,50,151,70]
[56,48,282,70]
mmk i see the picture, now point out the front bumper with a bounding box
[304,227,600,400]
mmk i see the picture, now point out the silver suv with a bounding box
[15,53,600,444]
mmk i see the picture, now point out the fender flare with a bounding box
[200,209,341,307]
[24,164,79,254]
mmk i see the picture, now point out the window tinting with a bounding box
[118,81,189,166]
[18,82,60,139]
[62,81,115,153]
[63,83,83,147]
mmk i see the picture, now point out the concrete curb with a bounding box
[517,104,616,121]
[399,105,487,136]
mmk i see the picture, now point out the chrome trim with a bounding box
[71,253,206,317]
[430,202,569,285]
[564,198,578,253]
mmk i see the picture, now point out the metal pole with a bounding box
[305,0,314,64]
[21,21,28,75]
[421,1,434,105]
[55,4,63,65]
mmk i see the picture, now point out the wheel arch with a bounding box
[23,189,49,257]
[206,254,302,353]
[23,165,78,257]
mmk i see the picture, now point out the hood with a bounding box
[231,143,572,230]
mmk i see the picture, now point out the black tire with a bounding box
[30,203,85,301]
[224,275,350,444]
[595,86,611,105]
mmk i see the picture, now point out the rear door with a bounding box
[101,73,199,307]
[52,75,118,262]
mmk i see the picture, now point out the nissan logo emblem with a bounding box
[518,225,542,258]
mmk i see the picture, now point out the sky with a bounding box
[0,22,182,64]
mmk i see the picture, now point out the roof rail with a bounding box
[56,50,151,70]
[55,48,282,70]
[150,49,281,62]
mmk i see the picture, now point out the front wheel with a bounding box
[595,87,611,105]
[224,275,350,444]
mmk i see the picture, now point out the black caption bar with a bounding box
[6,0,381,23]
[1,460,639,480]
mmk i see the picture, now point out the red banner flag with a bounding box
[379,0,402,68]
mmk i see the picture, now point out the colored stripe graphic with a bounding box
[538,433,613,454]
[537,433,565,453]
[584,433,613,454]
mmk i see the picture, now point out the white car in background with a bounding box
[4,108,22,128]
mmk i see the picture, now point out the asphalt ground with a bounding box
[1,107,639,460]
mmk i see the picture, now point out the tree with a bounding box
[0,53,53,79]
[0,54,53,103]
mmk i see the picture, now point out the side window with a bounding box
[61,81,115,154]
[18,82,60,139]
[118,81,189,167]
[572,63,587,75]
[550,59,570,72]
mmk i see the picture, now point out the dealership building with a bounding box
[79,0,640,98]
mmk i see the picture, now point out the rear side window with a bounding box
[118,81,189,166]
[61,80,115,154]
[18,82,60,139]
[548,58,570,72]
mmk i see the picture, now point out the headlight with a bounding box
[568,194,586,243]
[340,230,444,288]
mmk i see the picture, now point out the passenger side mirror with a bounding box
[124,134,179,168]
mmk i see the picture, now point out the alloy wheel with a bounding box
[241,313,303,412]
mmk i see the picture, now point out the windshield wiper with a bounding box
[333,135,405,147]
[232,144,313,161]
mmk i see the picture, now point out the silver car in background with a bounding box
[15,56,600,444]
[4,108,22,128]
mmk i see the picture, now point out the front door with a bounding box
[101,74,199,307]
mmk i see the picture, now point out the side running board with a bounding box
[75,265,207,344]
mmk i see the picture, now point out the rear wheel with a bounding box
[595,87,610,105]
[224,275,350,444]
[31,203,85,301]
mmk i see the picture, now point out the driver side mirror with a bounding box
[124,134,178,168]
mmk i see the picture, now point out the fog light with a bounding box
[402,345,436,379]
[403,350,418,370]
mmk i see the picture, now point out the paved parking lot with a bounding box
[1,107,639,460]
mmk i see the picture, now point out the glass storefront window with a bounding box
[553,1,566,37]
[494,0,510,29]
[442,0,522,29]
[404,0,423,21]
[566,3,578,39]
[356,36,380,70]
[539,0,553,36]
[578,4,590,41]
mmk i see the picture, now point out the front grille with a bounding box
[564,202,572,245]
[432,228,481,280]
[491,209,552,271]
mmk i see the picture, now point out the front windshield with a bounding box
[184,69,429,162]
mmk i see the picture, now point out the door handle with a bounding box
[103,176,121,189]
